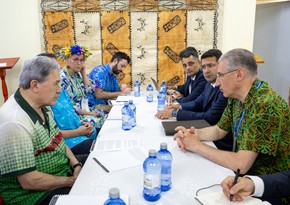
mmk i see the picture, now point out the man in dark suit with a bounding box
[156,49,233,150]
[167,47,207,103]
[221,169,290,205]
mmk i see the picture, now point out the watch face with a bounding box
[172,109,177,117]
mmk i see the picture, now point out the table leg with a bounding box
[0,69,8,102]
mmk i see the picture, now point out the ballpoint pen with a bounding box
[230,169,240,201]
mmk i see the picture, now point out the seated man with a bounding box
[167,47,207,103]
[156,49,233,151]
[174,49,289,176]
[88,52,131,106]
[221,169,290,204]
[0,57,82,205]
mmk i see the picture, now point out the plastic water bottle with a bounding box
[103,187,126,205]
[160,80,167,94]
[134,80,140,97]
[157,143,173,191]
[143,149,162,202]
[146,84,154,102]
[157,91,166,111]
[122,102,132,131]
[128,100,136,127]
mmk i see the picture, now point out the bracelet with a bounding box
[72,162,83,169]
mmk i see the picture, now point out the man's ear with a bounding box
[30,80,39,92]
[113,58,119,65]
[236,68,244,82]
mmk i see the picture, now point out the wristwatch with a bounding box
[171,109,178,117]
[72,162,83,169]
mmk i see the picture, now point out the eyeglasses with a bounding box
[200,63,216,71]
[71,58,85,64]
[216,69,239,79]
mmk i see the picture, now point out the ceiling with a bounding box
[257,0,290,4]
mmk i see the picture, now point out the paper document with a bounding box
[92,148,147,172]
[0,63,7,67]
[51,194,129,205]
[195,191,271,205]
[95,138,141,151]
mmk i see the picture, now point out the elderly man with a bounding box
[0,57,82,205]
[174,48,289,176]
[167,47,207,103]
[88,52,131,106]
[156,49,232,151]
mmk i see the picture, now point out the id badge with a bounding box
[81,98,90,112]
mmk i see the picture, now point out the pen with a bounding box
[230,169,240,201]
[93,157,109,173]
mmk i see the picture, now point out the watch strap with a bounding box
[72,162,83,169]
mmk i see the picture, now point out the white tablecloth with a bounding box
[70,94,234,204]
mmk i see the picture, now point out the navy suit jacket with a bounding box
[176,70,207,103]
[176,82,233,151]
[259,169,290,204]
[177,82,227,125]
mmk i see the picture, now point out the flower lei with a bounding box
[57,44,92,60]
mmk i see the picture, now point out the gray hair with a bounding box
[19,56,60,89]
[219,48,257,76]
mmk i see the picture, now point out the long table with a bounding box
[70,93,233,204]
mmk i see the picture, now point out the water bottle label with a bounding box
[122,115,130,122]
[144,173,160,189]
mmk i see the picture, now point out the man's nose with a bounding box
[215,77,221,86]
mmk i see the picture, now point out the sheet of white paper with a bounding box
[54,195,129,205]
[0,63,7,67]
[95,138,141,151]
[195,191,271,205]
[93,148,147,172]
[116,95,145,103]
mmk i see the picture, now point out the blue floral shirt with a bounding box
[88,64,120,105]
[60,68,95,112]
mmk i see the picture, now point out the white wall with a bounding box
[0,0,256,106]
[253,2,290,101]
[222,0,256,52]
[0,0,41,104]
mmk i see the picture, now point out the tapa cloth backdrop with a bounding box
[40,0,223,89]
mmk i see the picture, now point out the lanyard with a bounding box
[65,67,84,98]
[232,107,245,151]
[232,79,262,151]
[234,107,245,139]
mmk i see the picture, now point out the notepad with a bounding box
[92,148,147,172]
[195,191,271,205]
[162,120,210,136]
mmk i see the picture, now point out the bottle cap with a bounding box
[160,142,167,149]
[149,149,157,157]
[109,187,120,199]
[129,99,133,103]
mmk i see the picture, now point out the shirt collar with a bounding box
[14,88,49,125]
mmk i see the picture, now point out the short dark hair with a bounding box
[111,52,131,64]
[37,53,56,59]
[179,47,199,60]
[201,49,222,61]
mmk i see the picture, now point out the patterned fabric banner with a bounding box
[40,0,223,90]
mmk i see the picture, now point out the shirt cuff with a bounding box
[245,175,264,197]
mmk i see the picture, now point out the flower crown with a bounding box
[57,44,92,60]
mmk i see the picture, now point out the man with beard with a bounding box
[88,52,131,105]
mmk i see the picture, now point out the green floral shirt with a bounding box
[217,79,290,175]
